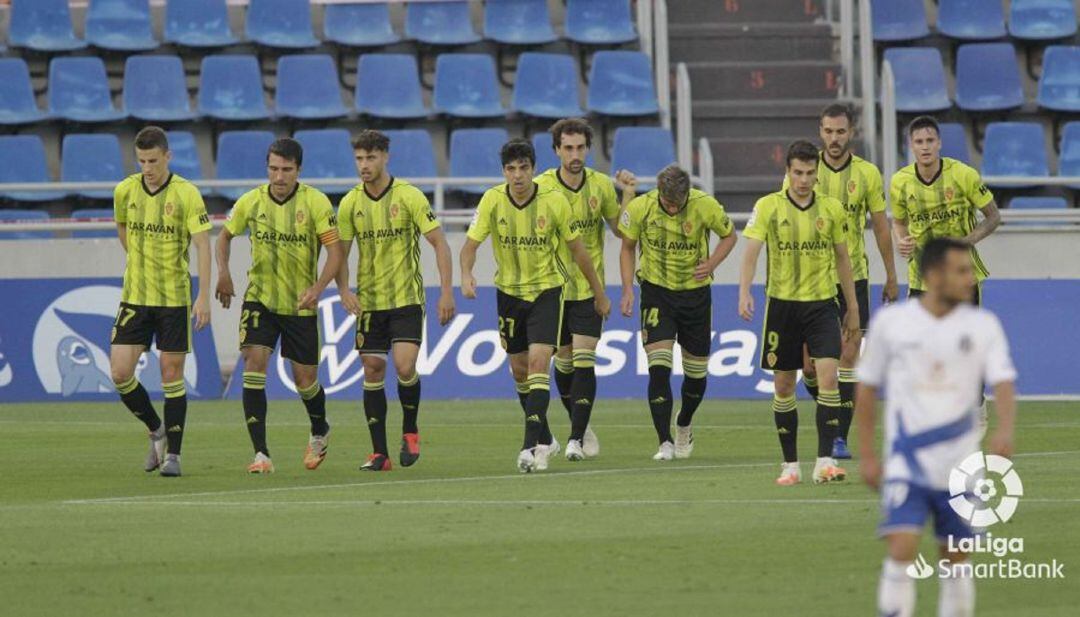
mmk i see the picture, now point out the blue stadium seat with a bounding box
[587,51,659,117]
[198,55,271,121]
[123,55,196,122]
[0,210,51,240]
[246,0,320,49]
[1037,46,1080,112]
[532,132,597,173]
[0,135,67,202]
[276,55,348,120]
[383,129,438,192]
[0,59,49,125]
[883,48,951,113]
[513,53,585,119]
[216,131,277,201]
[8,0,87,52]
[955,43,1024,112]
[433,54,506,118]
[871,0,929,42]
[355,54,428,119]
[165,0,238,48]
[449,128,509,195]
[981,122,1049,188]
[48,57,127,124]
[293,129,355,195]
[937,0,1005,40]
[70,208,117,239]
[1010,196,1067,209]
[1058,122,1080,189]
[85,0,158,52]
[905,123,971,165]
[324,3,400,47]
[405,1,481,46]
[165,131,205,193]
[484,0,557,45]
[62,134,125,200]
[1009,0,1077,41]
[610,127,676,192]
[565,0,637,45]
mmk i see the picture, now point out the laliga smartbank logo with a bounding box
[948,452,1023,526]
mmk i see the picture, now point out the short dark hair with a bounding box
[820,103,855,126]
[500,138,535,168]
[907,115,940,139]
[656,164,690,203]
[134,126,169,152]
[549,118,593,149]
[919,237,971,277]
[352,129,390,153]
[785,140,819,167]
[267,138,303,167]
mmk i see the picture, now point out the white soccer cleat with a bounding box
[776,462,802,486]
[674,425,694,459]
[813,457,847,484]
[582,425,600,458]
[652,441,675,461]
[544,436,561,460]
[144,427,166,472]
[534,442,551,471]
[565,439,585,461]
[517,448,536,473]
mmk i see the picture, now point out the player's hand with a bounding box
[860,454,882,491]
[897,235,916,259]
[339,289,361,317]
[215,275,235,309]
[620,288,634,317]
[615,169,638,195]
[593,292,612,319]
[193,295,211,331]
[693,258,717,281]
[883,277,899,304]
[437,290,456,326]
[842,308,860,341]
[297,285,322,311]
[738,293,754,321]
[988,430,1014,459]
[461,274,477,299]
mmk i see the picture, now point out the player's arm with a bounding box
[855,382,881,490]
[963,199,1001,245]
[737,238,762,321]
[459,237,480,299]
[984,315,1018,458]
[608,169,639,240]
[695,204,738,281]
[834,242,860,340]
[870,211,899,303]
[334,240,360,317]
[567,237,610,318]
[116,224,128,252]
[298,233,344,311]
[889,175,916,259]
[191,231,211,330]
[424,227,456,326]
[215,227,236,309]
[618,235,637,317]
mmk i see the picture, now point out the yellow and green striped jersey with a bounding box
[535,167,620,301]
[889,157,993,291]
[466,182,579,301]
[618,188,734,291]
[744,190,848,302]
[337,177,440,311]
[224,183,339,316]
[113,173,210,307]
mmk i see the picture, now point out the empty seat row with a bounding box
[873,0,1077,43]
[9,0,636,53]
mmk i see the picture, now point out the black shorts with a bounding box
[356,304,424,354]
[559,298,603,344]
[239,301,320,365]
[909,283,982,306]
[639,279,712,357]
[497,286,563,354]
[761,297,841,371]
[837,278,871,332]
[111,303,191,353]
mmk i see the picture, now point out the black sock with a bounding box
[647,350,674,444]
[298,382,330,436]
[242,372,269,456]
[816,390,841,458]
[553,356,575,420]
[838,369,856,441]
[803,375,819,400]
[162,380,186,455]
[515,381,530,412]
[363,380,389,455]
[398,373,421,434]
[115,377,162,432]
[569,349,597,442]
[522,373,550,450]
[676,370,708,428]
[772,395,798,463]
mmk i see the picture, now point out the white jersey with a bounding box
[858,300,1016,490]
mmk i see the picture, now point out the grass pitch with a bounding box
[0,400,1077,616]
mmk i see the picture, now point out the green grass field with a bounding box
[1,400,1077,616]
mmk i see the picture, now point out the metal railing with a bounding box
[857,0,877,164]
[653,0,672,131]
[675,62,693,172]
[637,0,654,64]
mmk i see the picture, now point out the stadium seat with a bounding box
[532,132,597,173]
[1009,0,1078,41]
[123,56,196,122]
[565,0,637,46]
[433,54,507,118]
[164,0,238,48]
[165,131,205,193]
[870,0,929,42]
[980,122,1049,188]
[512,53,585,119]
[883,48,951,113]
[587,51,659,117]
[275,55,348,120]
[0,210,51,240]
[955,43,1024,112]
[324,3,400,47]
[484,0,558,45]
[48,57,127,124]
[1037,46,1080,112]
[85,0,158,52]
[905,123,971,164]
[61,134,125,200]
[449,128,509,195]
[0,135,67,202]
[8,0,87,52]
[1058,122,1080,189]
[610,127,676,192]
[198,55,271,121]
[1008,196,1068,227]
[0,59,49,125]
[293,129,356,195]
[936,0,1006,40]
[246,0,320,49]
[405,1,481,46]
[70,208,117,239]
[216,130,277,201]
[355,54,428,119]
[383,129,438,192]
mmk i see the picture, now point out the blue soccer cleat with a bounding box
[832,437,852,460]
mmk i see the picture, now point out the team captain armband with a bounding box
[319,229,340,246]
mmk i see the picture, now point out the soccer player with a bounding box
[619,165,737,461]
[215,138,345,474]
[110,126,211,478]
[857,238,1016,617]
[460,139,611,473]
[739,140,860,486]
[535,117,635,461]
[334,130,455,472]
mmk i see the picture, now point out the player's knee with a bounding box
[293,370,318,391]
[110,366,134,386]
[395,363,418,383]
[242,349,269,374]
[362,359,387,382]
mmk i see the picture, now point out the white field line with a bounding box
[4,420,1078,430]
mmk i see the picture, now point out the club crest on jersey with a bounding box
[536,215,547,231]
[499,336,508,350]
[390,204,400,219]
[239,327,247,344]
[944,187,955,201]
[355,332,365,348]
[815,217,826,231]
[164,203,174,217]
[847,180,857,194]
[588,196,599,210]
[682,221,693,235]
[295,210,306,225]
[766,352,778,367]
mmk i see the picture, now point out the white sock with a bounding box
[878,558,916,617]
[938,571,975,617]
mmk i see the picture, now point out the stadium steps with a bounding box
[693,100,832,140]
[668,23,833,62]
[685,60,841,101]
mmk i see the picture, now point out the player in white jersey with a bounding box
[855,238,1017,617]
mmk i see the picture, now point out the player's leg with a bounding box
[240,345,274,473]
[110,303,166,471]
[154,306,193,476]
[553,306,575,420]
[356,309,391,471]
[772,370,801,485]
[565,297,603,459]
[279,312,328,439]
[834,279,868,459]
[933,488,976,616]
[517,287,562,472]
[801,346,818,400]
[804,301,845,483]
[644,339,675,461]
[672,286,712,459]
[878,532,921,617]
[761,298,805,483]
[391,337,423,467]
[291,361,330,470]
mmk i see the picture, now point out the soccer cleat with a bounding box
[565,439,585,461]
[360,453,392,472]
[813,458,847,484]
[247,452,274,474]
[517,448,536,473]
[582,425,600,458]
[832,436,852,460]
[652,441,675,461]
[400,433,420,467]
[674,425,694,459]
[144,427,166,472]
[776,462,802,486]
[303,428,330,470]
[159,453,181,477]
[543,436,560,459]
[534,441,551,471]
